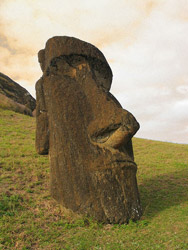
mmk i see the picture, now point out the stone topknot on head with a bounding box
[38,36,113,91]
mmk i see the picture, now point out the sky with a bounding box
[0,0,188,144]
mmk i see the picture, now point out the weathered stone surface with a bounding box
[0,72,36,115]
[36,36,142,223]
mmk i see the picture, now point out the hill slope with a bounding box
[0,72,36,116]
[0,108,188,249]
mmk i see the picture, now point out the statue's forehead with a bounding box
[45,36,107,61]
[39,36,111,73]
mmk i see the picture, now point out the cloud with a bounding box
[109,0,188,143]
[0,0,151,93]
[0,0,188,143]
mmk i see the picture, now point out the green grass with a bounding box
[0,108,188,250]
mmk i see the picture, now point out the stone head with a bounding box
[36,36,142,224]
[37,36,113,91]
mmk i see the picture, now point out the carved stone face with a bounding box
[35,36,142,224]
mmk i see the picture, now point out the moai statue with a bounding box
[36,36,142,224]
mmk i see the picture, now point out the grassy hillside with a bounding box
[0,94,33,117]
[0,108,188,250]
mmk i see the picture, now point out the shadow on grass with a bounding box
[138,168,188,218]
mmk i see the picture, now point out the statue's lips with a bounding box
[109,159,137,168]
[90,158,137,171]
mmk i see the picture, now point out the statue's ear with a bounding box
[38,49,45,72]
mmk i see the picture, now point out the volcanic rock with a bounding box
[0,72,36,115]
[36,36,142,223]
